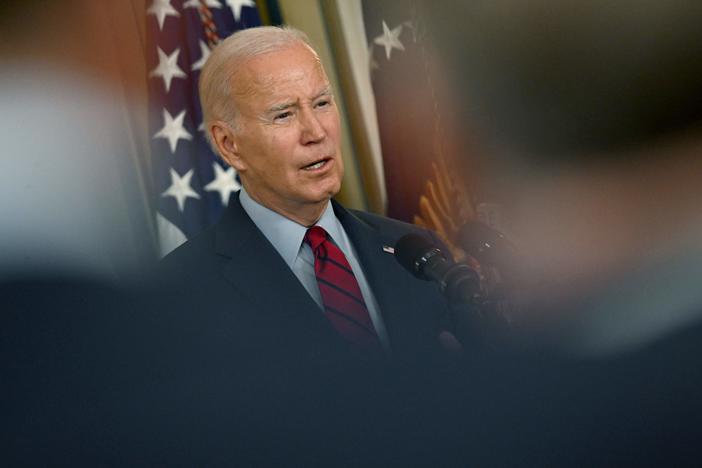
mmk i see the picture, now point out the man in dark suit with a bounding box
[159,26,454,365]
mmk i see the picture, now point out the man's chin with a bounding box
[312,179,342,201]
[305,193,336,206]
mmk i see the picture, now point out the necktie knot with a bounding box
[304,226,328,252]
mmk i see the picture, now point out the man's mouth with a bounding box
[302,157,331,171]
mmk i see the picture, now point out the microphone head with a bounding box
[394,234,446,280]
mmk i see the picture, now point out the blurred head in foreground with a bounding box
[421,0,702,354]
[0,0,153,281]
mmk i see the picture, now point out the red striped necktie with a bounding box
[304,226,381,350]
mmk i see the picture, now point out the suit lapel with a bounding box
[332,201,422,354]
[214,194,338,344]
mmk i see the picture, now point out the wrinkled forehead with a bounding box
[231,43,328,99]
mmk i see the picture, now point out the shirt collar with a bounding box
[314,200,345,250]
[239,187,342,268]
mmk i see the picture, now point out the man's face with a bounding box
[226,43,343,223]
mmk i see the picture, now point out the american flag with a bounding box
[362,0,478,258]
[361,0,438,224]
[147,0,262,255]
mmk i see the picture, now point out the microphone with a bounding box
[458,221,511,267]
[394,234,481,305]
[458,221,522,297]
[458,221,517,276]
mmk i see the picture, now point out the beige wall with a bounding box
[276,0,368,211]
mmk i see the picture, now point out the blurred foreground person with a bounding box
[422,0,702,355]
[414,0,702,464]
[1,1,158,465]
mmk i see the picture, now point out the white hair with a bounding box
[198,26,314,151]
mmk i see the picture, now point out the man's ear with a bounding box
[210,120,246,171]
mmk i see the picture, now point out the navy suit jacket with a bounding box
[159,192,452,365]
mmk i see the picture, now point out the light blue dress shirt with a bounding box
[238,188,391,352]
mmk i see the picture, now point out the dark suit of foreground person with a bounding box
[159,26,453,363]
[7,276,702,466]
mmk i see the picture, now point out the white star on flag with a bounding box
[225,0,255,22]
[154,109,193,154]
[374,20,405,60]
[147,0,262,255]
[183,0,221,8]
[147,0,180,31]
[204,163,240,204]
[162,168,201,212]
[191,40,212,71]
[150,47,187,93]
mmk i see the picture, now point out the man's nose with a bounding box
[299,108,326,144]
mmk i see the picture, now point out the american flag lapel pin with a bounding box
[382,245,395,254]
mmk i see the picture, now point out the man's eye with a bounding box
[315,100,330,108]
[274,111,292,121]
